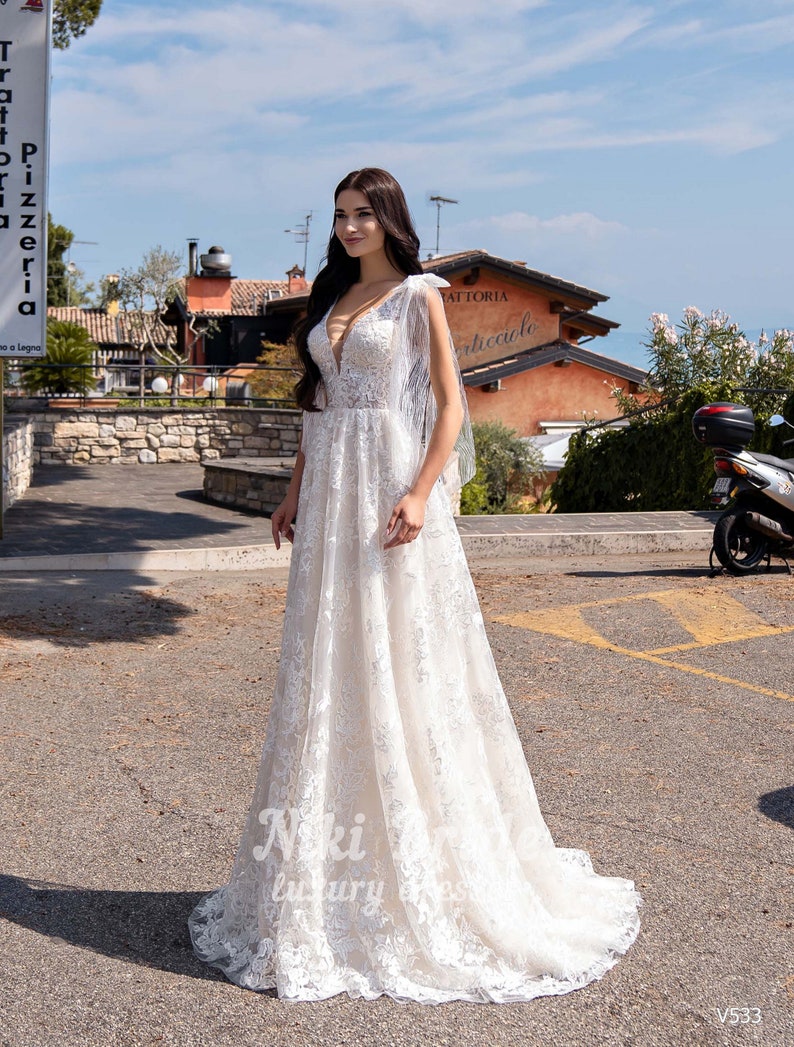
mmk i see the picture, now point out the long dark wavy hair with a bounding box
[292,168,423,411]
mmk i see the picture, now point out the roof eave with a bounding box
[461,341,647,387]
[425,251,608,308]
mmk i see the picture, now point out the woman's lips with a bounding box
[345,238,363,245]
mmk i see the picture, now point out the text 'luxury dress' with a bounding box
[188,273,642,1005]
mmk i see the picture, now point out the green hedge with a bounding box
[550,388,794,513]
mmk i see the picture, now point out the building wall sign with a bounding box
[0,0,50,358]
[456,311,539,359]
[441,289,509,304]
[441,273,559,367]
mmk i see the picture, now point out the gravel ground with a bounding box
[1,552,792,1047]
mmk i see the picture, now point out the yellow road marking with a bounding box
[648,590,784,646]
[495,588,794,703]
[502,607,613,648]
[644,633,794,655]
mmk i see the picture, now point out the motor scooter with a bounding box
[692,402,794,574]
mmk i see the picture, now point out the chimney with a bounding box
[287,264,307,295]
[104,273,120,317]
[187,239,199,277]
[186,244,233,313]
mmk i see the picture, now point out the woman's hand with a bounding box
[384,491,427,549]
[271,496,298,550]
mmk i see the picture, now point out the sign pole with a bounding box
[1,358,4,538]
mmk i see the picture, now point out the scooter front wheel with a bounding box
[713,507,769,574]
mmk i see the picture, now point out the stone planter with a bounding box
[203,457,295,514]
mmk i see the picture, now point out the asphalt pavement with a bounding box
[0,463,720,570]
[0,465,792,1047]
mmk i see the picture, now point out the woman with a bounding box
[188,168,641,1004]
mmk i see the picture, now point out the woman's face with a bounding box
[334,189,386,260]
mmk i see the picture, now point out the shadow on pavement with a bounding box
[567,567,710,579]
[11,465,98,488]
[758,785,794,830]
[0,873,246,986]
[0,502,251,559]
[0,572,193,647]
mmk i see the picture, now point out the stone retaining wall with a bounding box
[18,407,302,465]
[2,416,34,509]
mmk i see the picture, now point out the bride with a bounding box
[188,167,642,1004]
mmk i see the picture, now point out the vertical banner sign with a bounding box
[0,0,51,358]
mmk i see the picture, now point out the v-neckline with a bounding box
[324,280,406,376]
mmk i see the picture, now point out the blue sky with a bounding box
[49,0,794,367]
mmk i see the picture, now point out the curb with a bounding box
[0,544,291,573]
[459,529,714,559]
[0,528,714,572]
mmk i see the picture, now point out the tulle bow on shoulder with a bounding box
[402,273,451,291]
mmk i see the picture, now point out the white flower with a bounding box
[683,306,703,321]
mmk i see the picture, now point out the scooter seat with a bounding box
[752,452,794,473]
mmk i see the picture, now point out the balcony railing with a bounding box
[2,362,300,409]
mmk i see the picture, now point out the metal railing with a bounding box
[2,361,301,409]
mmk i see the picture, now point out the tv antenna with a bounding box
[428,195,458,256]
[284,212,313,273]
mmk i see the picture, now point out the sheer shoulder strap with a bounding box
[394,273,476,491]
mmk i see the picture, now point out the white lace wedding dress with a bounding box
[188,274,641,1004]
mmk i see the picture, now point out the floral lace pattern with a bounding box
[188,275,642,1004]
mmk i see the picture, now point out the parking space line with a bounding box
[647,590,786,646]
[495,589,794,703]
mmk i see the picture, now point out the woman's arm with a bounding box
[271,432,307,550]
[384,290,464,548]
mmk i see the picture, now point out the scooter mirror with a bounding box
[769,414,785,427]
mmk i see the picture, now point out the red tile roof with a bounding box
[47,277,299,345]
[230,280,291,314]
[46,307,171,348]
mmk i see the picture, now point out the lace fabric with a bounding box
[187,276,642,1004]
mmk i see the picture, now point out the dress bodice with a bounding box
[307,286,405,409]
[302,273,476,491]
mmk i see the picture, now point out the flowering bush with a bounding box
[551,308,794,512]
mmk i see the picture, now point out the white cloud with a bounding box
[48,0,794,330]
[703,10,794,52]
[443,209,647,304]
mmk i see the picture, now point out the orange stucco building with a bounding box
[264,250,646,443]
[170,247,645,446]
[427,251,646,439]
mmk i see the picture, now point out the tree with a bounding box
[53,1,103,50]
[47,214,95,306]
[247,341,300,404]
[47,214,72,307]
[460,420,545,514]
[109,246,216,403]
[112,246,184,365]
[551,308,794,513]
[21,319,99,396]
